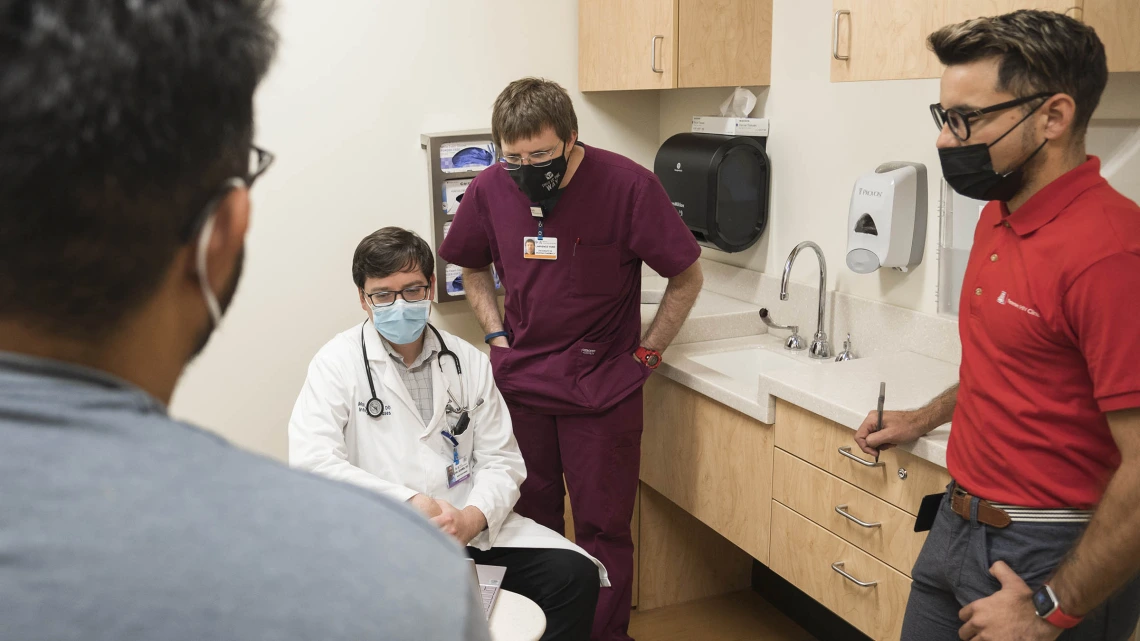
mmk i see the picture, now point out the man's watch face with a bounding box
[1032,587,1055,617]
[645,353,660,367]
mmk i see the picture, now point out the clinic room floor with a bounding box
[628,591,816,641]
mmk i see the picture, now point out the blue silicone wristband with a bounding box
[484,331,509,344]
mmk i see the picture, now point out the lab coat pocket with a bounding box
[570,242,621,297]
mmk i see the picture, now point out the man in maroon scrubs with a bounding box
[440,77,703,641]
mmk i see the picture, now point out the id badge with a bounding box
[447,454,472,488]
[523,236,557,260]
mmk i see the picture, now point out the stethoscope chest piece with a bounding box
[366,397,385,418]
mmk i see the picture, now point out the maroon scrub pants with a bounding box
[507,388,644,641]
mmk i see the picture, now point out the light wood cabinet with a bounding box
[1083,0,1140,72]
[774,400,950,515]
[773,450,928,577]
[641,376,775,564]
[771,503,912,641]
[636,484,753,611]
[580,0,677,91]
[831,0,1085,82]
[579,0,772,92]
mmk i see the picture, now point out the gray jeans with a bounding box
[902,490,1140,640]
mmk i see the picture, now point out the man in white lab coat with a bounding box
[289,228,605,641]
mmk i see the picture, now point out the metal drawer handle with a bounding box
[832,10,851,61]
[838,446,885,467]
[832,561,878,587]
[835,504,882,528]
[650,35,664,73]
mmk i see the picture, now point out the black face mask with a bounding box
[509,143,569,203]
[938,103,1047,202]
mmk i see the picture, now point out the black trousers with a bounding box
[467,546,599,641]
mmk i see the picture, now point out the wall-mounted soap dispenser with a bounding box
[845,161,928,274]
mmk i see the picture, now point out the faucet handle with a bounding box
[759,309,806,352]
[835,333,855,362]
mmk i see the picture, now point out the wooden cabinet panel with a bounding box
[678,0,772,88]
[642,376,775,564]
[579,0,678,91]
[773,450,928,577]
[774,400,950,515]
[771,502,912,641]
[1084,0,1140,72]
[830,0,943,82]
[637,484,753,611]
[832,0,1085,82]
[934,0,1080,25]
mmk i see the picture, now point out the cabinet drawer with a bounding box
[771,502,910,641]
[773,450,927,577]
[774,400,950,515]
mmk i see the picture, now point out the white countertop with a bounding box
[651,316,957,468]
[640,288,764,345]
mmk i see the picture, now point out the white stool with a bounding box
[489,589,546,641]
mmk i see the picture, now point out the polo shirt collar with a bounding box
[381,327,439,369]
[995,156,1106,236]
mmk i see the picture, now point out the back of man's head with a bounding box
[0,0,277,340]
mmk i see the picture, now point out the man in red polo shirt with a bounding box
[440,78,703,641]
[853,10,1140,640]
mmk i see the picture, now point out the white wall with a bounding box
[170,0,661,459]
[660,1,1140,315]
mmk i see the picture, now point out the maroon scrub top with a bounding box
[439,143,700,414]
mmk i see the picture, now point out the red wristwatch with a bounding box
[1033,584,1083,629]
[635,346,662,369]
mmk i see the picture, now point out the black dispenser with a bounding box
[653,133,770,253]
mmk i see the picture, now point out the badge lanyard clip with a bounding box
[441,430,460,466]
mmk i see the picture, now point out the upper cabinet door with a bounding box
[832,0,1085,82]
[1083,0,1140,72]
[830,0,943,82]
[935,0,1080,25]
[677,0,773,88]
[580,0,678,91]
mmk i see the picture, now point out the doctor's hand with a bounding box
[408,493,443,519]
[431,500,487,546]
[854,410,926,457]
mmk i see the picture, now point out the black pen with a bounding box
[874,382,886,462]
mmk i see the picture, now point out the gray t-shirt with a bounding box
[0,353,490,641]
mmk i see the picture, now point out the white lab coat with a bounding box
[288,322,608,586]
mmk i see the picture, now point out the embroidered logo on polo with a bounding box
[997,290,1041,318]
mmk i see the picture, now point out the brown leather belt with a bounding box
[950,486,1012,529]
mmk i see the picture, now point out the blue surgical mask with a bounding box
[371,299,430,345]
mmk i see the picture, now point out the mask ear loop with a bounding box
[986,96,1050,149]
[195,178,246,327]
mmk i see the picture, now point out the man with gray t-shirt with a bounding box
[0,2,488,640]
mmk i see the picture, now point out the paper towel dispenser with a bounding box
[654,133,770,253]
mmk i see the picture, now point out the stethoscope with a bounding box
[359,322,482,433]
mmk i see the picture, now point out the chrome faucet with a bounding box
[780,241,831,359]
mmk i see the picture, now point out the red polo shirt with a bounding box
[948,157,1140,509]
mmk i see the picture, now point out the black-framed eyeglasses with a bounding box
[930,92,1052,142]
[498,142,565,171]
[179,144,276,241]
[365,285,431,308]
[247,144,275,186]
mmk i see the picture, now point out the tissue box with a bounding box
[691,116,769,137]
